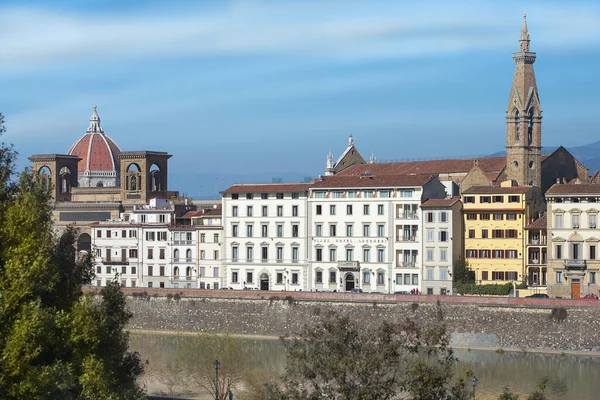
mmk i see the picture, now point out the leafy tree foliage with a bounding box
[0,117,143,399]
[454,257,473,284]
[263,306,473,400]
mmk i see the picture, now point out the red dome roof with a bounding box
[67,106,121,172]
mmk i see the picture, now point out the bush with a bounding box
[173,293,181,301]
[456,282,512,296]
[549,307,567,323]
[166,293,174,301]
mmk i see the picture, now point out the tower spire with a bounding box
[505,15,542,187]
[519,13,530,52]
[87,105,103,134]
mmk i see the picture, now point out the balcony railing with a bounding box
[530,239,539,245]
[173,240,194,245]
[338,261,360,268]
[397,235,417,242]
[398,262,417,268]
[398,213,419,220]
[563,259,587,269]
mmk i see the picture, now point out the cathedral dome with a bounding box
[67,106,122,187]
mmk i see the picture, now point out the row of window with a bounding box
[96,229,137,239]
[425,211,449,223]
[230,270,299,285]
[231,245,300,262]
[232,204,301,217]
[425,248,449,262]
[315,223,385,237]
[467,229,519,239]
[315,204,386,216]
[478,271,519,281]
[554,214,597,229]
[465,213,519,221]
[424,267,449,281]
[95,248,138,259]
[555,271,596,284]
[231,223,300,238]
[554,244,597,260]
[313,190,414,199]
[231,192,301,200]
[466,249,519,259]
[425,230,449,242]
[463,195,521,204]
[315,247,385,262]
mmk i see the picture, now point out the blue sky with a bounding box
[1,0,600,193]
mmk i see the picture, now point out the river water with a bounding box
[130,332,600,400]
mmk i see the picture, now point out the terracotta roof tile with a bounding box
[200,208,223,216]
[336,155,549,178]
[336,157,507,177]
[180,211,198,219]
[546,183,600,195]
[221,183,311,195]
[420,197,462,208]
[462,185,532,195]
[68,133,121,172]
[526,214,547,230]
[310,173,435,189]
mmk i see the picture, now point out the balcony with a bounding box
[397,262,417,268]
[396,236,418,242]
[98,258,129,265]
[529,239,539,245]
[338,261,360,270]
[398,213,419,220]
[563,259,587,270]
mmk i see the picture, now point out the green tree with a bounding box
[454,257,472,284]
[263,307,472,400]
[0,118,144,399]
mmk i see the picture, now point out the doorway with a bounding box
[345,273,355,291]
[571,282,581,299]
[260,273,269,291]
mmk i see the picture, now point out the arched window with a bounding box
[515,111,520,142]
[174,249,180,261]
[174,266,179,277]
[186,267,192,277]
[186,249,192,261]
[527,109,534,145]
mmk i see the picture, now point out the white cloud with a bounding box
[0,0,599,70]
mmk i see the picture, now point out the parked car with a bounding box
[349,288,363,293]
[394,291,410,295]
[581,293,599,300]
[525,293,549,299]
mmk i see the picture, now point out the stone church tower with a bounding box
[506,15,542,186]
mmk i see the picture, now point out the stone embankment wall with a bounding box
[87,288,600,352]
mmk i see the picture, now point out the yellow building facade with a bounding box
[462,181,544,284]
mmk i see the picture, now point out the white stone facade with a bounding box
[222,186,309,291]
[220,176,446,292]
[196,211,224,290]
[90,200,224,289]
[420,198,463,295]
[546,184,600,298]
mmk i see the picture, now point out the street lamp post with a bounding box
[213,359,220,400]
[471,375,478,399]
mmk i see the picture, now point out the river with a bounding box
[130,332,600,400]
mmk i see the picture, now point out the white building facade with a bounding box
[195,208,224,290]
[91,220,141,288]
[546,183,600,298]
[91,198,226,289]
[420,198,463,295]
[221,184,310,291]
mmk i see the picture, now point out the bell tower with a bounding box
[506,14,542,186]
